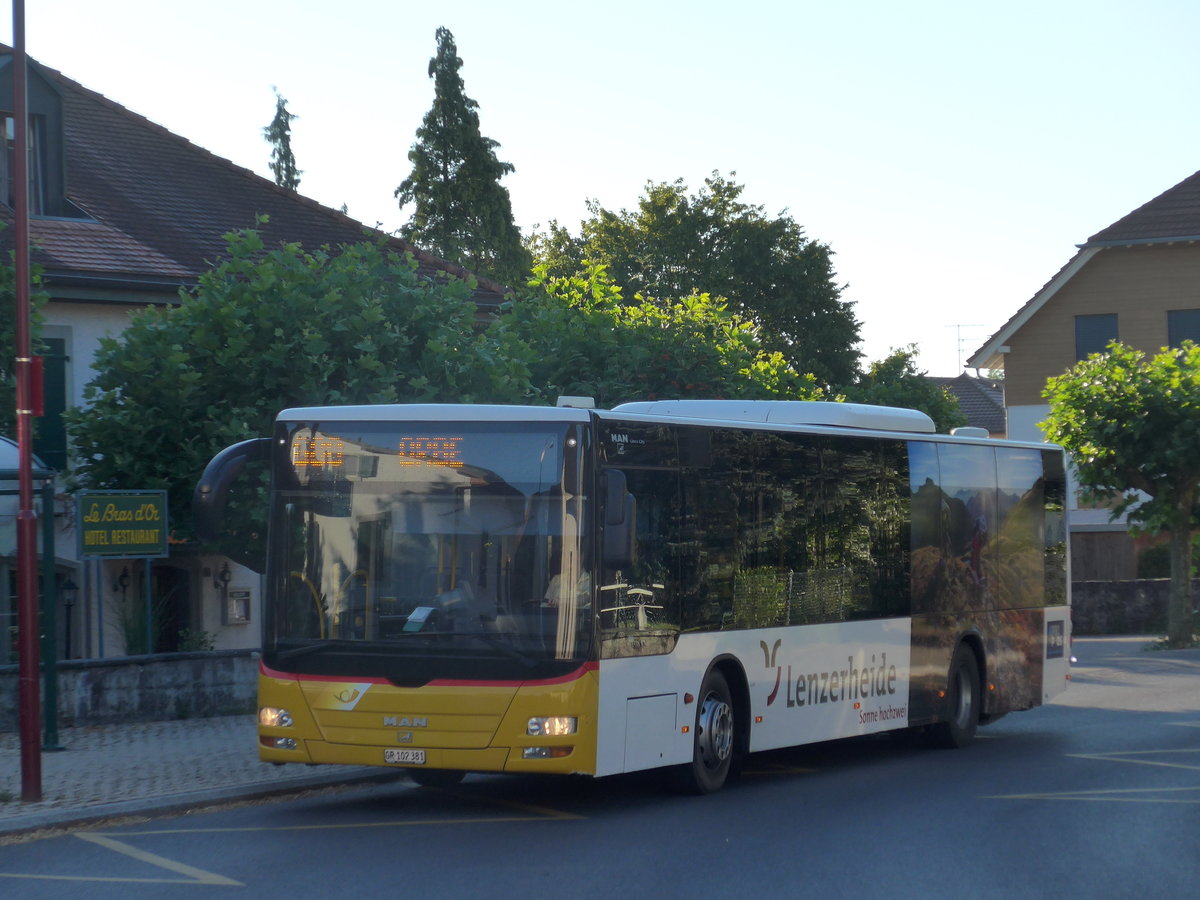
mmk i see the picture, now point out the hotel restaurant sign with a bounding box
[76,490,169,559]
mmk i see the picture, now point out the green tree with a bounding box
[494,263,823,409]
[1041,341,1200,647]
[395,27,530,287]
[263,89,301,191]
[530,172,861,386]
[65,227,532,545]
[844,345,967,433]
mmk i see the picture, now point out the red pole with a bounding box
[12,0,43,803]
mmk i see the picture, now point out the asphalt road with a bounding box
[2,636,1197,899]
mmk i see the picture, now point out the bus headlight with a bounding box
[259,706,294,728]
[527,716,577,736]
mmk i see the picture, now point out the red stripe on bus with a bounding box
[259,660,391,683]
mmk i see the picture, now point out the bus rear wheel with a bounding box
[934,644,980,749]
[684,669,736,794]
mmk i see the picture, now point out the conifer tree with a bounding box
[395,27,530,287]
[263,89,301,191]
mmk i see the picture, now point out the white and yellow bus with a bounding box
[196,400,1070,793]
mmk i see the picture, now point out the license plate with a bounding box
[384,749,426,765]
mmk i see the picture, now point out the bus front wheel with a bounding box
[934,644,981,749]
[684,669,736,794]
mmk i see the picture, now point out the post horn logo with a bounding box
[760,639,782,705]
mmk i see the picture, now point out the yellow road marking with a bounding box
[0,873,224,885]
[987,786,1200,804]
[101,814,568,836]
[0,788,580,883]
[75,784,583,837]
[989,747,1200,804]
[469,794,585,820]
[0,832,242,886]
[1067,748,1200,773]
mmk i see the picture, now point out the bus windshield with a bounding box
[264,419,592,682]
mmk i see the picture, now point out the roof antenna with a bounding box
[948,324,983,372]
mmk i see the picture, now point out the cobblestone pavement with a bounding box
[0,715,389,836]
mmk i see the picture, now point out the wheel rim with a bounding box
[697,690,733,770]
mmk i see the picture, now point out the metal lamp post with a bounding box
[61,575,78,660]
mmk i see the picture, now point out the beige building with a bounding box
[969,169,1200,580]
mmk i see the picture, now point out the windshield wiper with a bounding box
[273,633,541,668]
[273,639,363,661]
[460,632,541,668]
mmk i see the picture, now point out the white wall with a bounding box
[43,301,142,407]
[1006,402,1132,528]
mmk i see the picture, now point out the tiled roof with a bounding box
[970,167,1200,369]
[26,217,193,279]
[0,48,509,307]
[930,373,1006,435]
[1084,168,1200,246]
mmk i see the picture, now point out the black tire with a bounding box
[934,644,981,749]
[408,768,465,788]
[683,669,736,794]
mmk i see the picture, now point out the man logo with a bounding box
[760,638,782,705]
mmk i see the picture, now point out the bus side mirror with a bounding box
[193,438,271,545]
[602,470,636,570]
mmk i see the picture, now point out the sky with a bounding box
[8,0,1200,377]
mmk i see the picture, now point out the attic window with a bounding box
[1167,309,1200,347]
[1074,313,1117,361]
[0,112,47,214]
